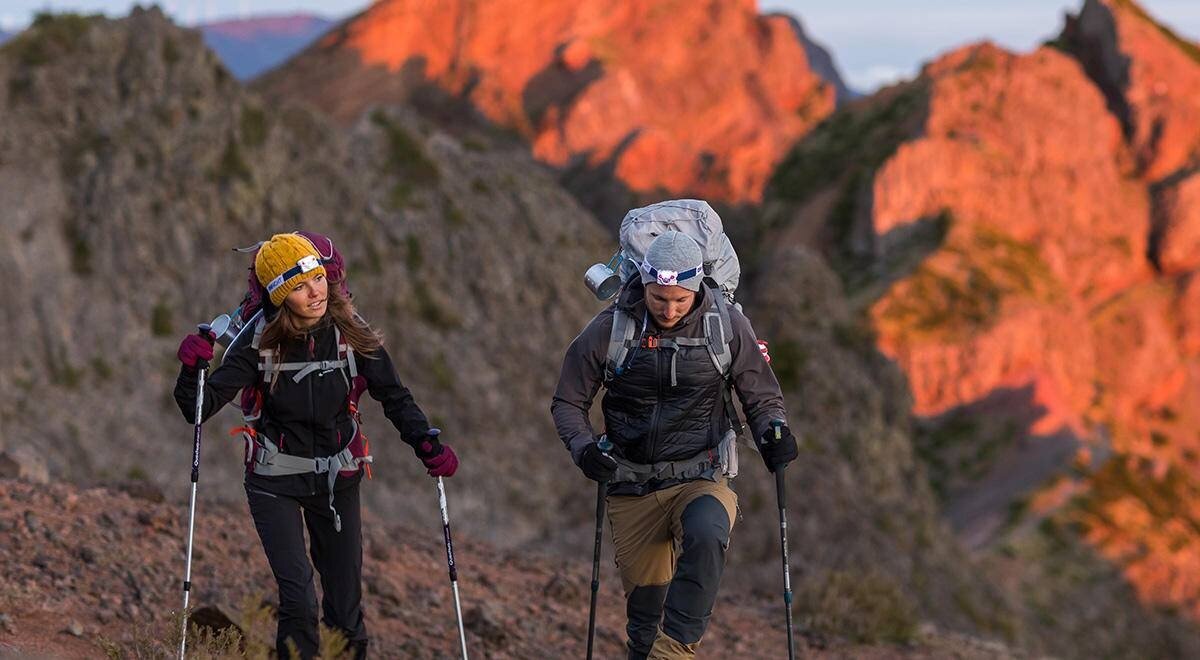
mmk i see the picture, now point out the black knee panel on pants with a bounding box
[662,495,731,645]
[626,583,669,660]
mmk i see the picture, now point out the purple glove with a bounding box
[422,444,459,477]
[177,332,215,369]
[415,429,458,477]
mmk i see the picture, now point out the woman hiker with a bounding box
[174,232,458,658]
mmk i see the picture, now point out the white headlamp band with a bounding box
[640,260,702,286]
[267,255,324,294]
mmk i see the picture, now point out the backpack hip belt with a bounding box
[245,429,373,532]
[609,431,737,484]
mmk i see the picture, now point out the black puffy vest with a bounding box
[602,318,727,465]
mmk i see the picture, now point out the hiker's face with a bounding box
[645,283,696,329]
[284,274,328,327]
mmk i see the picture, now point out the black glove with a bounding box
[758,423,798,473]
[578,441,618,482]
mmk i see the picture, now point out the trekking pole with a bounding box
[436,474,469,659]
[770,420,796,660]
[179,323,213,660]
[586,435,613,660]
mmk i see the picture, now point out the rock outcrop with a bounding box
[256,0,837,204]
[1062,0,1200,275]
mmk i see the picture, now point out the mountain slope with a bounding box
[0,6,607,554]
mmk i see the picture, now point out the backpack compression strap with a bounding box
[605,308,639,381]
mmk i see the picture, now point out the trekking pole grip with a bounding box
[194,323,214,371]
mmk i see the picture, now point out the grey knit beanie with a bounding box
[639,231,705,292]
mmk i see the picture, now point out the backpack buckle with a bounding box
[640,336,659,349]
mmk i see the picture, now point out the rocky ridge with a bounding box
[255,0,837,204]
[763,0,1200,650]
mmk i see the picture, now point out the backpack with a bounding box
[605,199,741,382]
[600,200,746,478]
[224,231,371,532]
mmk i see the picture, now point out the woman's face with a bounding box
[284,273,329,326]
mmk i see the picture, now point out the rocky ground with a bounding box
[0,478,1019,659]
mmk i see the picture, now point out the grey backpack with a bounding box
[616,199,741,303]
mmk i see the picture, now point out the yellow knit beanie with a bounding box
[255,233,327,308]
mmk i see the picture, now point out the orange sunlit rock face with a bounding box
[869,42,1151,422]
[860,5,1200,618]
[275,0,835,203]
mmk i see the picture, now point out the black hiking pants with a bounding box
[246,482,368,659]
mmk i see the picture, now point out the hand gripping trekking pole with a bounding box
[436,472,469,659]
[770,420,796,660]
[179,324,213,660]
[586,435,613,660]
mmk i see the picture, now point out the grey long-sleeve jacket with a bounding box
[551,279,788,484]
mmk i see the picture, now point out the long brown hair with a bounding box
[259,282,383,358]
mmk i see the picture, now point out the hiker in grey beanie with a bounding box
[639,231,705,292]
[552,207,796,658]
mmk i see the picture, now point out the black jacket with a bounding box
[551,279,788,495]
[174,317,430,496]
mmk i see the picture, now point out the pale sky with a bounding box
[4,1,1199,92]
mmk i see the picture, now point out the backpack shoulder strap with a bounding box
[250,314,267,351]
[605,309,638,382]
[702,287,744,438]
[702,286,734,378]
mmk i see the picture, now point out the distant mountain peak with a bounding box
[772,13,860,104]
[257,0,838,204]
[198,12,335,80]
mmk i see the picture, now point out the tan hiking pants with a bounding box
[607,478,738,659]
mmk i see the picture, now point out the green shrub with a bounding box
[769,339,807,392]
[429,352,455,391]
[91,356,113,380]
[370,109,440,185]
[404,235,423,270]
[445,202,466,228]
[875,220,1057,341]
[797,568,919,644]
[210,138,252,184]
[769,82,928,205]
[63,221,92,275]
[412,280,461,329]
[151,302,174,337]
[240,105,269,148]
[3,12,98,67]
[162,36,180,65]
